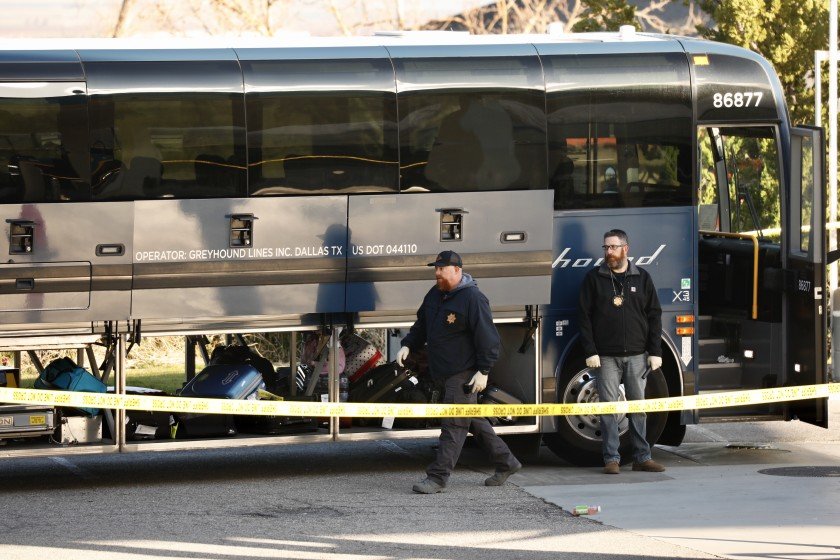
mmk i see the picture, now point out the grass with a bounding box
[19,366,188,395]
[125,367,187,395]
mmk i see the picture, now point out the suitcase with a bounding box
[106,387,172,440]
[341,332,386,384]
[235,413,319,435]
[176,364,264,438]
[478,385,522,425]
[179,363,264,399]
[349,362,415,403]
[350,362,420,428]
[34,358,107,417]
[392,381,430,429]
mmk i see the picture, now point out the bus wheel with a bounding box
[543,361,669,467]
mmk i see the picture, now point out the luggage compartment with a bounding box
[117,317,540,452]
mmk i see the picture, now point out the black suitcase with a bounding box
[351,362,427,429]
[106,387,172,440]
[349,362,415,403]
[478,385,522,425]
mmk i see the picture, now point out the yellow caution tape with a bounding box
[0,383,837,418]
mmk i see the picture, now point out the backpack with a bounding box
[35,357,107,417]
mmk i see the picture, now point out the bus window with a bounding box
[702,126,781,239]
[86,59,246,201]
[0,86,89,203]
[546,53,692,209]
[393,54,546,193]
[242,57,398,196]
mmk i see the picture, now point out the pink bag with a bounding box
[302,334,346,376]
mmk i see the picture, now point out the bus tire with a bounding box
[543,360,669,467]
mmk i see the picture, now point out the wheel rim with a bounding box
[560,367,628,442]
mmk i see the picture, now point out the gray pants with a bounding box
[426,370,519,485]
[595,354,651,464]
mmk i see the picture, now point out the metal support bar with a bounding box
[117,334,126,451]
[26,350,44,374]
[290,331,297,396]
[85,345,98,378]
[185,336,196,381]
[196,336,210,366]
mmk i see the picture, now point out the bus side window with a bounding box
[545,52,692,210]
[86,58,246,201]
[0,93,90,203]
[242,56,399,196]
[394,53,546,193]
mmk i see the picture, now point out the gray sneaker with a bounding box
[485,461,522,486]
[412,477,446,494]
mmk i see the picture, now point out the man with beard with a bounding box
[578,229,665,474]
[397,250,521,494]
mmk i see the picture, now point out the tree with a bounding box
[571,0,637,32]
[422,0,703,35]
[698,0,829,125]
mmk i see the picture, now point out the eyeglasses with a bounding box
[602,244,627,251]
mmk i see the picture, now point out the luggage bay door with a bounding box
[348,46,552,314]
[348,191,553,314]
[0,65,132,328]
[785,126,827,427]
[132,196,348,325]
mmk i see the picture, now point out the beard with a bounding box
[606,255,625,269]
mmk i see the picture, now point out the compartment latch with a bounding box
[437,208,467,242]
[7,219,36,254]
[229,214,257,248]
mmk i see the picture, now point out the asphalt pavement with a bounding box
[0,398,836,559]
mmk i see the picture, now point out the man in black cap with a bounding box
[397,250,521,494]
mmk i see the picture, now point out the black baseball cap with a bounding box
[428,250,462,268]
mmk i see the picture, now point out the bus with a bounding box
[0,29,826,464]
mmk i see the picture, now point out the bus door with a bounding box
[0,53,131,331]
[697,124,827,426]
[785,126,826,426]
[696,125,786,418]
[347,46,553,315]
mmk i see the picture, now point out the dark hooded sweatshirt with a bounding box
[401,273,500,380]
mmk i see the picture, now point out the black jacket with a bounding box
[401,273,500,379]
[578,262,662,358]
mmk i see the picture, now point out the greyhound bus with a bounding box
[0,29,826,464]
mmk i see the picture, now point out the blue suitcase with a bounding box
[176,364,264,438]
[179,364,264,399]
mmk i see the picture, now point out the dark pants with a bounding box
[426,370,519,485]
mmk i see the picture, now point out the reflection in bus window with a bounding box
[395,56,546,193]
[90,94,246,201]
[799,135,814,253]
[244,58,398,196]
[547,53,692,209]
[0,97,89,203]
[247,95,398,195]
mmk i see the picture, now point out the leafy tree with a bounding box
[571,0,638,32]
